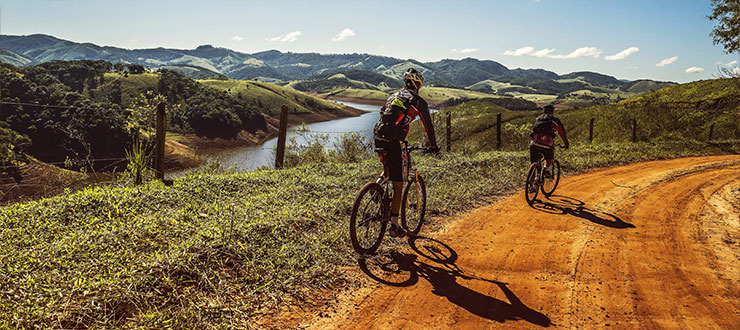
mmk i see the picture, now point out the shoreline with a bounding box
[165,103,369,171]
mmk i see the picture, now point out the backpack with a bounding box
[373,90,413,141]
[532,114,555,137]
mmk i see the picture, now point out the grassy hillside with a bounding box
[416,78,740,152]
[199,79,344,115]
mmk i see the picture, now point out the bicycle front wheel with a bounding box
[402,173,426,235]
[541,159,561,196]
[350,182,387,254]
[524,163,539,205]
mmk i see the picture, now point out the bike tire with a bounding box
[541,159,561,196]
[524,163,539,205]
[401,173,426,235]
[349,182,387,254]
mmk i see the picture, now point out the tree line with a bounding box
[0,60,267,169]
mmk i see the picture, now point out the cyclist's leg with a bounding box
[382,140,405,236]
[529,144,541,164]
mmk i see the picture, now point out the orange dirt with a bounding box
[311,155,740,329]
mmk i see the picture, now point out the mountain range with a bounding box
[1,34,675,100]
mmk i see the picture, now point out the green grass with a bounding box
[420,78,740,152]
[2,140,739,328]
[199,79,344,115]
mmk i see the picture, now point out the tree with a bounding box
[708,0,740,54]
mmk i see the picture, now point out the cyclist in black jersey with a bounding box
[373,68,439,237]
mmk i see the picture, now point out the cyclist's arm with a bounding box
[552,118,569,147]
[416,98,438,149]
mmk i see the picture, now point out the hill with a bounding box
[410,78,740,152]
[0,60,356,170]
[1,34,676,106]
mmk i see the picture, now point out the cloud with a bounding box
[685,67,704,73]
[268,31,301,43]
[504,46,601,59]
[604,47,639,61]
[733,67,740,75]
[451,48,478,54]
[331,28,355,42]
[656,56,679,67]
[717,60,738,67]
[231,35,244,41]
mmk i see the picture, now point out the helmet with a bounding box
[542,104,555,113]
[403,68,424,89]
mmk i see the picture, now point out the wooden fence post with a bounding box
[589,118,594,143]
[708,123,715,141]
[632,118,637,143]
[155,102,166,180]
[446,112,451,152]
[496,113,502,150]
[275,105,289,169]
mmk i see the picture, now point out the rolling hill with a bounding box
[1,34,675,105]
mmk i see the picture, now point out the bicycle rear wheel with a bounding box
[524,163,539,205]
[541,159,561,196]
[401,173,426,235]
[350,182,387,254]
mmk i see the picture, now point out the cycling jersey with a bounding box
[377,89,437,144]
[530,116,567,149]
[374,89,437,182]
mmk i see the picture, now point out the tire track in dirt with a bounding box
[311,155,740,329]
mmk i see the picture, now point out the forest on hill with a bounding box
[0,60,346,170]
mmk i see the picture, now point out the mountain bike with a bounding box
[524,145,564,205]
[350,142,428,255]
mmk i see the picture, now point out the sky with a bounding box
[1,0,738,83]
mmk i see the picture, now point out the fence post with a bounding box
[708,123,715,141]
[155,102,166,180]
[275,105,289,169]
[589,118,594,143]
[496,113,502,150]
[446,112,451,152]
[632,118,637,143]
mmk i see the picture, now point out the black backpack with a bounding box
[373,90,413,141]
[532,114,555,137]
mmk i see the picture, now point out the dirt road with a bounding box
[314,155,740,329]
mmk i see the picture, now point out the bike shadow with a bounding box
[358,236,551,327]
[531,195,635,229]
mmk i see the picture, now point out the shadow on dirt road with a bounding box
[358,236,551,327]
[531,195,635,229]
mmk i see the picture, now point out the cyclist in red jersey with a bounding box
[373,68,439,237]
[530,104,569,178]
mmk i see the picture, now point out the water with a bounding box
[183,100,383,173]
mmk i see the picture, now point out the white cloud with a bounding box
[733,67,740,75]
[604,47,639,61]
[504,46,601,59]
[685,67,705,73]
[719,60,738,67]
[331,28,355,42]
[451,48,478,54]
[656,56,679,67]
[231,35,244,41]
[268,31,301,43]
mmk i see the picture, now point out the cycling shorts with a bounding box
[529,145,554,163]
[374,138,403,182]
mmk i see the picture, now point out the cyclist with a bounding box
[530,104,569,178]
[373,68,439,237]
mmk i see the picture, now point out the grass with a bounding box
[199,79,344,115]
[1,139,739,328]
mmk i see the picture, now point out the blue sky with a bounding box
[1,0,738,82]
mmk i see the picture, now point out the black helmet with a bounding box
[403,68,424,89]
[542,104,555,113]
